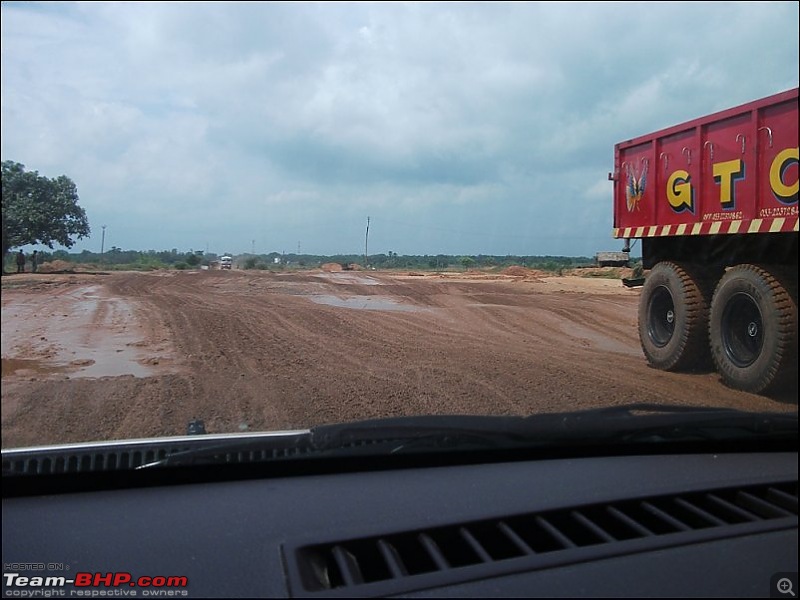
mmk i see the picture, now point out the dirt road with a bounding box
[1,269,794,448]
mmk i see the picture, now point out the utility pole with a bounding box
[100,225,106,261]
[252,239,255,255]
[364,216,370,268]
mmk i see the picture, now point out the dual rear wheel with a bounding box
[638,262,712,372]
[709,265,797,394]
[639,262,797,395]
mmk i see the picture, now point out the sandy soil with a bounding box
[1,269,795,448]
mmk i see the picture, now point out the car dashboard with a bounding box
[2,448,797,598]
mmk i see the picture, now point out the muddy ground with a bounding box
[1,269,795,448]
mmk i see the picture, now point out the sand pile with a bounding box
[38,260,76,273]
[501,266,547,280]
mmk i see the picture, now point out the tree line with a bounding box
[15,247,594,273]
[2,160,595,274]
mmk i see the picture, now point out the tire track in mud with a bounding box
[2,270,794,448]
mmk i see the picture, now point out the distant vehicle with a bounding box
[220,255,233,270]
[595,251,630,267]
[611,88,798,394]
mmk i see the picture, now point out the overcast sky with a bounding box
[2,2,798,257]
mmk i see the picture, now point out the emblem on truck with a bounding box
[624,158,648,212]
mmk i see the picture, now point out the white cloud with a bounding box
[2,1,798,256]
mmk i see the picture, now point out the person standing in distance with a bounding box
[16,249,25,273]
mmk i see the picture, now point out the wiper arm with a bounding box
[134,404,796,469]
[135,430,312,470]
[310,404,797,455]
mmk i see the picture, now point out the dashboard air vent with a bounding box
[289,480,797,596]
[2,438,313,475]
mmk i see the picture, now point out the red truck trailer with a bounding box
[611,88,798,394]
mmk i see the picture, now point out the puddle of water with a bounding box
[308,295,424,312]
[558,321,639,356]
[314,273,382,286]
[2,285,173,380]
[66,343,158,378]
[2,358,68,378]
[44,296,159,378]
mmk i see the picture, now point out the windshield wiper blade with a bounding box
[134,430,312,470]
[7,405,793,476]
[309,404,798,455]
[130,404,796,468]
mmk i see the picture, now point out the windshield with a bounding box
[1,2,797,461]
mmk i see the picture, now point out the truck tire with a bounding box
[709,265,798,395]
[638,261,712,371]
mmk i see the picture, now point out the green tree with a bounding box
[2,161,90,270]
[243,256,258,270]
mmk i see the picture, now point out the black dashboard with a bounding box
[2,450,797,598]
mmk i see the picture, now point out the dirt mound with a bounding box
[567,267,634,279]
[501,266,547,279]
[38,260,76,273]
[321,262,343,272]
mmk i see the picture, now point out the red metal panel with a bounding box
[614,141,654,230]
[756,98,799,221]
[655,127,700,228]
[613,88,799,238]
[700,111,756,223]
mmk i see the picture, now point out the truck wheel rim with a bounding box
[648,285,675,347]
[721,292,763,368]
